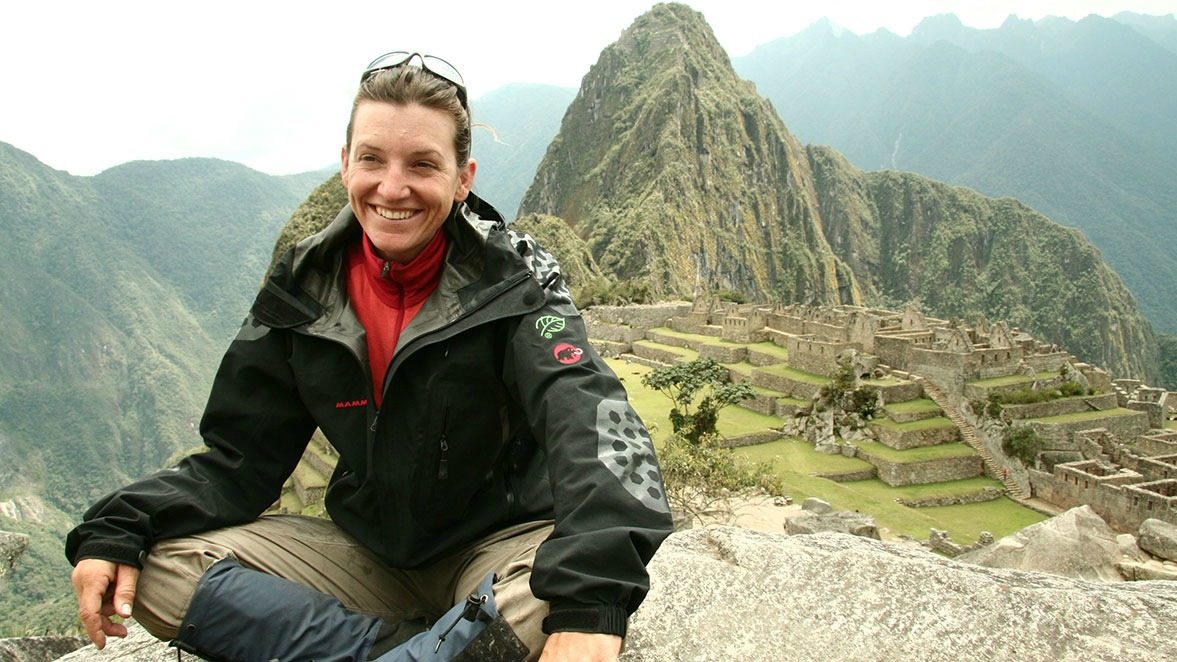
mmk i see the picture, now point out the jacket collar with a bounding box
[253,193,519,331]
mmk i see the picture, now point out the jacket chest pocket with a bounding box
[407,339,510,530]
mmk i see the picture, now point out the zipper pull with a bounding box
[370,410,379,433]
[438,436,449,480]
[381,260,391,278]
[434,592,490,653]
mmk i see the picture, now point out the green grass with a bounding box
[648,327,737,346]
[607,359,1046,543]
[723,361,756,379]
[632,339,699,361]
[1027,408,1144,424]
[608,358,779,439]
[731,440,1043,540]
[755,363,831,386]
[854,440,978,463]
[969,374,1036,387]
[736,438,873,474]
[863,377,904,386]
[1166,419,1177,430]
[746,341,790,361]
[885,398,941,414]
[871,416,957,432]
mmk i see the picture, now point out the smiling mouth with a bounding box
[373,206,414,220]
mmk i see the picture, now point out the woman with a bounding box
[67,52,672,661]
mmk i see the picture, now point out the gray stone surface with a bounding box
[800,497,833,515]
[53,527,1177,661]
[1117,533,1149,563]
[0,530,29,580]
[1117,559,1177,581]
[1138,518,1177,562]
[784,510,880,540]
[0,636,87,661]
[958,505,1124,582]
[621,526,1177,661]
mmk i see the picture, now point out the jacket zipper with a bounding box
[438,404,450,480]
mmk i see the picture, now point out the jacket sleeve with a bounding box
[65,315,317,567]
[504,233,673,637]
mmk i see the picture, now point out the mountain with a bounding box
[470,84,577,219]
[515,3,1156,380]
[732,14,1177,335]
[1114,11,1177,54]
[0,143,320,633]
[519,4,861,304]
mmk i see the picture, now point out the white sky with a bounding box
[2,0,1174,176]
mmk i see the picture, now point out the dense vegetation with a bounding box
[732,14,1177,339]
[0,142,320,633]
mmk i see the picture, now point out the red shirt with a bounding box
[346,230,448,405]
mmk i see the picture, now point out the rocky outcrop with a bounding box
[957,505,1125,582]
[0,636,87,662]
[1138,518,1177,562]
[0,530,28,580]
[784,500,880,540]
[50,526,1177,661]
[622,526,1177,661]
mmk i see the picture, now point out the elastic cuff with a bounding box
[71,542,146,569]
[541,606,628,637]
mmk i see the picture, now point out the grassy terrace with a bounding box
[755,363,831,386]
[871,417,957,432]
[1027,408,1143,424]
[609,359,779,439]
[854,440,977,463]
[733,440,1042,540]
[746,341,790,361]
[648,326,738,346]
[969,374,1036,387]
[632,339,699,361]
[724,361,756,379]
[885,398,941,414]
[608,358,1045,542]
[863,377,904,386]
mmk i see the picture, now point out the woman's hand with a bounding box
[71,558,140,648]
[539,632,623,661]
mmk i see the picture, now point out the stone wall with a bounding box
[858,452,983,486]
[1021,411,1151,450]
[697,342,747,364]
[1029,466,1177,532]
[785,336,861,377]
[871,422,960,450]
[1000,394,1118,420]
[583,303,690,328]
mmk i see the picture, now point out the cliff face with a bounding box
[807,146,1157,379]
[518,3,859,304]
[515,3,1157,380]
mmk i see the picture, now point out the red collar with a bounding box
[357,230,448,307]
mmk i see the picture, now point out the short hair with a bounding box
[344,66,471,166]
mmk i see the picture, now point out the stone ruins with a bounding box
[583,299,1177,533]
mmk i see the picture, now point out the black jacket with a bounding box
[66,195,673,635]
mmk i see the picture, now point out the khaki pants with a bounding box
[134,515,554,660]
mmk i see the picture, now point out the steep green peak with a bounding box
[519,2,854,304]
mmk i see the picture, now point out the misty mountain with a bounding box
[732,13,1177,334]
[515,3,1157,381]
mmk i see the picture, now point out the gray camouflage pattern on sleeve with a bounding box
[596,399,670,514]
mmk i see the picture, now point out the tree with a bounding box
[641,358,778,525]
[641,358,753,445]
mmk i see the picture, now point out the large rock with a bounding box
[0,636,87,662]
[785,510,880,540]
[621,526,1177,661]
[54,623,193,661]
[957,505,1124,582]
[0,530,29,580]
[1138,518,1177,562]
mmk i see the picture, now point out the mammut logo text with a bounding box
[335,399,369,409]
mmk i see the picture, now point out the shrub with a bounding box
[641,358,753,446]
[573,277,652,307]
[1002,427,1045,467]
[658,431,781,525]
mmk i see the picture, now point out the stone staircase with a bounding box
[918,378,1029,499]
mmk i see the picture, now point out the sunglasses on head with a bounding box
[361,51,468,112]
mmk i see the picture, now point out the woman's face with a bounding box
[340,101,476,263]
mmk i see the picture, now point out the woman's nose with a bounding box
[378,166,410,198]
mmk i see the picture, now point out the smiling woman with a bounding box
[65,50,672,662]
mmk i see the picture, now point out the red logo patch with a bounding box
[553,343,584,365]
[335,399,369,409]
